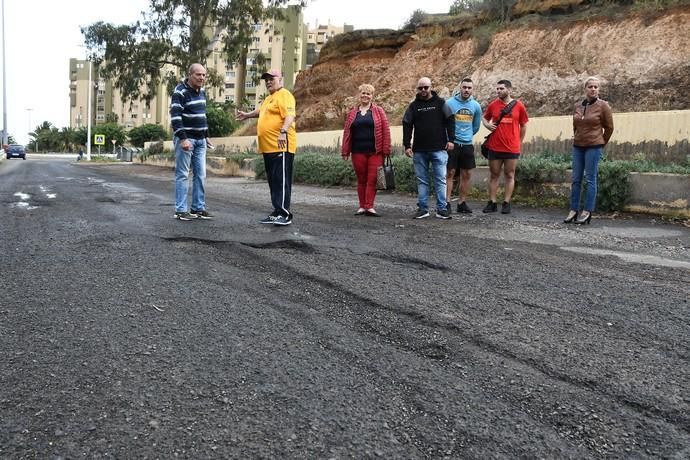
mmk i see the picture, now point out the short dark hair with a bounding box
[461,77,473,84]
[497,79,512,88]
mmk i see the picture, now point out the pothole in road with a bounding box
[161,236,315,254]
[96,196,119,203]
[163,236,230,246]
[10,202,39,210]
[560,246,690,269]
[242,239,316,253]
[590,226,684,239]
[372,253,450,272]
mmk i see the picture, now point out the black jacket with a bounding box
[402,91,454,152]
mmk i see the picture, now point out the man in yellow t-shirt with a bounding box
[237,69,297,226]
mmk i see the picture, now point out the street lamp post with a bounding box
[2,0,8,146]
[26,108,35,152]
[86,59,92,161]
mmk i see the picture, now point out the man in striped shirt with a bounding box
[170,63,213,221]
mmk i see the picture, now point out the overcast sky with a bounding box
[1,0,453,144]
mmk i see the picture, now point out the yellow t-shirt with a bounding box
[257,88,297,154]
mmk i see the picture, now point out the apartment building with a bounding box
[306,21,353,67]
[69,58,169,130]
[68,59,95,130]
[207,5,308,110]
[70,6,346,130]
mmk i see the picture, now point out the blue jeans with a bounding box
[413,150,448,211]
[570,145,602,212]
[175,138,207,212]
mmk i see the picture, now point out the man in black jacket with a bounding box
[403,77,455,219]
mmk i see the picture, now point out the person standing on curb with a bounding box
[237,69,297,226]
[446,77,482,214]
[481,79,529,215]
[170,63,214,221]
[341,83,392,217]
[402,77,455,220]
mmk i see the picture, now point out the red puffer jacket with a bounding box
[341,104,391,157]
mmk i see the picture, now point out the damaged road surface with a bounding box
[1,159,688,458]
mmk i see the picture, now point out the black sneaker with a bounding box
[457,201,472,214]
[260,213,279,224]
[435,209,452,220]
[501,201,512,214]
[446,203,452,213]
[191,209,214,219]
[482,201,498,213]
[174,211,198,221]
[273,214,293,226]
[414,208,430,219]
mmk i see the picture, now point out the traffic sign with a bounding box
[94,134,105,145]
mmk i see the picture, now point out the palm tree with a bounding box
[60,127,76,152]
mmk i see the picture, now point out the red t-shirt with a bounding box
[483,99,528,154]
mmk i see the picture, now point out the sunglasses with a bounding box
[417,85,430,91]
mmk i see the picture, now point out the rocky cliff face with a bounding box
[292,3,690,132]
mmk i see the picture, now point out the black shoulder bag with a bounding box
[481,99,518,159]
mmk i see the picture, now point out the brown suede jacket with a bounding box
[573,98,614,147]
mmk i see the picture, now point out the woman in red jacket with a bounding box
[341,84,392,216]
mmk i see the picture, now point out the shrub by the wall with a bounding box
[598,161,632,212]
[255,153,418,191]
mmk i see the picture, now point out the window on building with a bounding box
[226,71,235,79]
[225,83,235,89]
[245,81,255,88]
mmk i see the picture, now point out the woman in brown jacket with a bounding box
[564,77,614,224]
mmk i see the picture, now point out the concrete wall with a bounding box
[150,109,690,163]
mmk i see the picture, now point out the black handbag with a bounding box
[481,99,518,158]
[376,155,396,191]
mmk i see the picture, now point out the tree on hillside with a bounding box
[449,0,481,15]
[81,0,305,107]
[403,9,428,30]
[128,124,169,147]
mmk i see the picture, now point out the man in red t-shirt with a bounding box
[481,80,528,214]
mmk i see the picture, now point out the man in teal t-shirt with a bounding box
[445,78,482,213]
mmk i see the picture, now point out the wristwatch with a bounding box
[279,129,287,134]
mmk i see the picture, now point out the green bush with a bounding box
[254,153,418,192]
[148,142,164,155]
[516,156,568,184]
[598,161,632,211]
[515,156,569,206]
[247,149,686,213]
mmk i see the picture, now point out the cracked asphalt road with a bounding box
[1,157,688,458]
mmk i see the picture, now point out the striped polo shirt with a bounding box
[170,80,208,140]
